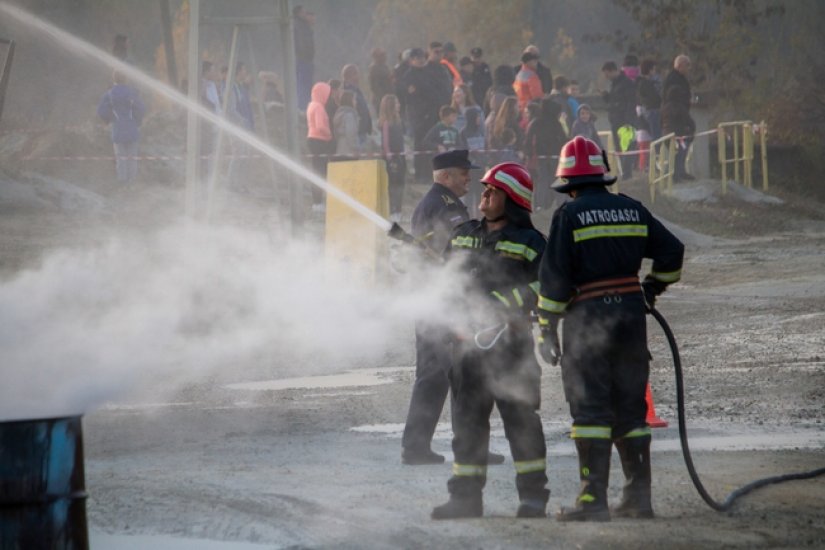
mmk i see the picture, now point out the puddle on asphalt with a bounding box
[90,532,275,549]
[225,367,413,392]
[101,402,195,411]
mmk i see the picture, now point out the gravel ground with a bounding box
[1,166,824,549]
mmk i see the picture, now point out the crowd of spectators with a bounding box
[290,20,694,214]
[96,7,696,208]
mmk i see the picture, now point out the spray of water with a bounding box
[0,1,392,232]
[0,219,479,421]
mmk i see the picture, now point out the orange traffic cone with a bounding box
[645,383,668,428]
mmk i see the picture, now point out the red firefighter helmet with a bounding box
[479,162,534,212]
[551,136,617,193]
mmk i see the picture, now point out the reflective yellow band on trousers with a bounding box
[452,463,487,477]
[571,425,612,439]
[514,458,546,474]
[619,427,652,439]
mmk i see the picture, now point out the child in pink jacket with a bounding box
[306,81,333,211]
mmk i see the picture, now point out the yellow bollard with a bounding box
[325,159,390,285]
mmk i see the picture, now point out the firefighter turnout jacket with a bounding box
[447,219,546,323]
[538,186,684,318]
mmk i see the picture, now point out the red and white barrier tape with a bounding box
[13,127,741,163]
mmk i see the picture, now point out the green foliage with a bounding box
[591,0,825,180]
[369,0,532,68]
[589,0,784,92]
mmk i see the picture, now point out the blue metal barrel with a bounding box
[0,415,88,549]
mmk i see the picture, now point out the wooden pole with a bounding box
[279,0,303,232]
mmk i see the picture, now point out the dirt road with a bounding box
[2,170,824,548]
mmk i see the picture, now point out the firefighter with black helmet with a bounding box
[432,162,550,520]
[537,136,684,521]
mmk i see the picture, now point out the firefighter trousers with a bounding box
[447,328,548,501]
[560,295,649,438]
[402,322,454,453]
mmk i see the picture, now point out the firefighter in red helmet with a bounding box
[432,162,550,520]
[537,136,684,521]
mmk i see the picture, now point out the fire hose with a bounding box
[648,306,825,512]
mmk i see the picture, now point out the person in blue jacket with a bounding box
[97,70,145,184]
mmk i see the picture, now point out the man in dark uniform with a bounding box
[601,61,638,180]
[401,150,476,465]
[403,48,446,183]
[469,47,492,111]
[432,162,549,519]
[662,54,695,181]
[537,136,684,522]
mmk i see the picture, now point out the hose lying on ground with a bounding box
[649,306,825,512]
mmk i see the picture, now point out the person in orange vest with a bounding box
[514,51,544,112]
[441,42,463,88]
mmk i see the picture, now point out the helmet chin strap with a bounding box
[484,214,507,223]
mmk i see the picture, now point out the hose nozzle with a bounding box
[388,222,415,244]
[387,222,443,262]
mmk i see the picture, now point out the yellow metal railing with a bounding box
[647,132,676,203]
[758,120,769,191]
[598,130,620,193]
[717,120,769,193]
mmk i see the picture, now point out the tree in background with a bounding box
[586,0,825,190]
[586,0,784,96]
[369,0,532,69]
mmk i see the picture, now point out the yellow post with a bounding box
[648,137,657,202]
[743,122,752,188]
[647,133,675,203]
[718,125,727,195]
[733,125,740,184]
[325,159,390,285]
[760,121,769,191]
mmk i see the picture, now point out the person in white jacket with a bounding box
[333,90,360,158]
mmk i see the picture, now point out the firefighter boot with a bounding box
[431,493,483,520]
[612,435,654,519]
[556,439,612,522]
[432,476,483,520]
[516,488,550,518]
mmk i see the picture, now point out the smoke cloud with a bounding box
[0,221,475,421]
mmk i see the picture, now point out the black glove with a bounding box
[537,315,561,366]
[642,279,667,311]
